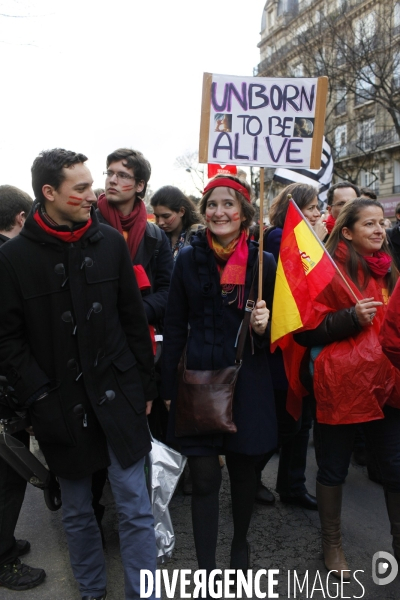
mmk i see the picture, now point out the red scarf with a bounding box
[325,213,336,234]
[34,208,92,242]
[206,228,248,308]
[363,251,392,278]
[334,242,391,281]
[97,193,147,261]
[132,264,156,355]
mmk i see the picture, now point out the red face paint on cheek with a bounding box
[232,212,240,221]
[69,195,83,201]
[122,186,134,191]
[168,214,178,225]
[205,216,211,222]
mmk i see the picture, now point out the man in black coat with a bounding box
[0,150,158,600]
[0,186,47,591]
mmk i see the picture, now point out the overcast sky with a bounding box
[0,0,264,198]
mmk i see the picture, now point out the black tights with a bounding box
[188,452,263,572]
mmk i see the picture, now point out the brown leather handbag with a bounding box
[175,271,257,437]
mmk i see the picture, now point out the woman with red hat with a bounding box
[161,175,278,585]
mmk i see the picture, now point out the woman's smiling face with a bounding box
[342,205,385,256]
[205,187,245,246]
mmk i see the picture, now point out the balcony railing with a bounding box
[335,128,400,159]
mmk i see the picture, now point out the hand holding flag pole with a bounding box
[271,199,362,349]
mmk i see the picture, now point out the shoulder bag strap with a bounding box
[235,258,258,365]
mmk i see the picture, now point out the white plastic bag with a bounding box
[146,436,186,564]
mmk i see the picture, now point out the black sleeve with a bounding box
[160,251,190,399]
[0,255,50,407]
[116,238,158,400]
[294,307,362,347]
[142,230,174,324]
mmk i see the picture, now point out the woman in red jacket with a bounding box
[295,198,400,578]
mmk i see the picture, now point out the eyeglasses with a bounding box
[103,170,135,181]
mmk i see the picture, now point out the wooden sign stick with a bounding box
[258,167,264,299]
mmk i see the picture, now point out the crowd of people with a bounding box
[0,148,399,600]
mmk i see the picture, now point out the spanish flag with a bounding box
[271,200,337,418]
[271,200,336,347]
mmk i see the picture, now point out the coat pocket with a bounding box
[29,390,75,447]
[111,351,146,415]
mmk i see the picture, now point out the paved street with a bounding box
[3,440,400,600]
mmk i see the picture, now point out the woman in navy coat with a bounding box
[161,175,277,579]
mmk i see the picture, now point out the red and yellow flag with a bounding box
[271,200,336,348]
[270,200,337,419]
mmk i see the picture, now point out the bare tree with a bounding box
[294,0,400,184]
[175,151,205,194]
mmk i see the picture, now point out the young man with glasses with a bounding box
[96,148,173,444]
[97,148,173,328]
[0,149,158,600]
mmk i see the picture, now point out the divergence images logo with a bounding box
[372,551,398,585]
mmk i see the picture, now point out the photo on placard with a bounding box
[214,113,232,133]
[293,118,314,138]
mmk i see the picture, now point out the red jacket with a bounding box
[298,244,400,424]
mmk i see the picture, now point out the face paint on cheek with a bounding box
[67,196,84,206]
[122,186,134,191]
[232,212,241,221]
[168,214,178,226]
[205,215,212,222]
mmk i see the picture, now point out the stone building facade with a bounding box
[256,0,400,216]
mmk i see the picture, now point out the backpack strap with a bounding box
[146,222,163,258]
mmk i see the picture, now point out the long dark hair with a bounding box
[150,186,201,230]
[326,198,398,294]
[268,183,318,228]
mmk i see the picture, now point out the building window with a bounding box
[394,3,400,34]
[335,125,347,157]
[336,49,345,66]
[268,8,275,29]
[292,63,304,77]
[354,13,376,43]
[394,53,400,88]
[355,65,375,105]
[335,88,347,115]
[360,169,379,193]
[394,160,400,193]
[357,118,375,151]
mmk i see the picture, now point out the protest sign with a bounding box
[199,73,328,169]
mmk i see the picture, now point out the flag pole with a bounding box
[258,167,264,299]
[289,200,361,304]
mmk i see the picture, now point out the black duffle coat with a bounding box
[161,231,278,456]
[0,208,158,479]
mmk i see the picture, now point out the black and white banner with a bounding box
[273,139,333,208]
